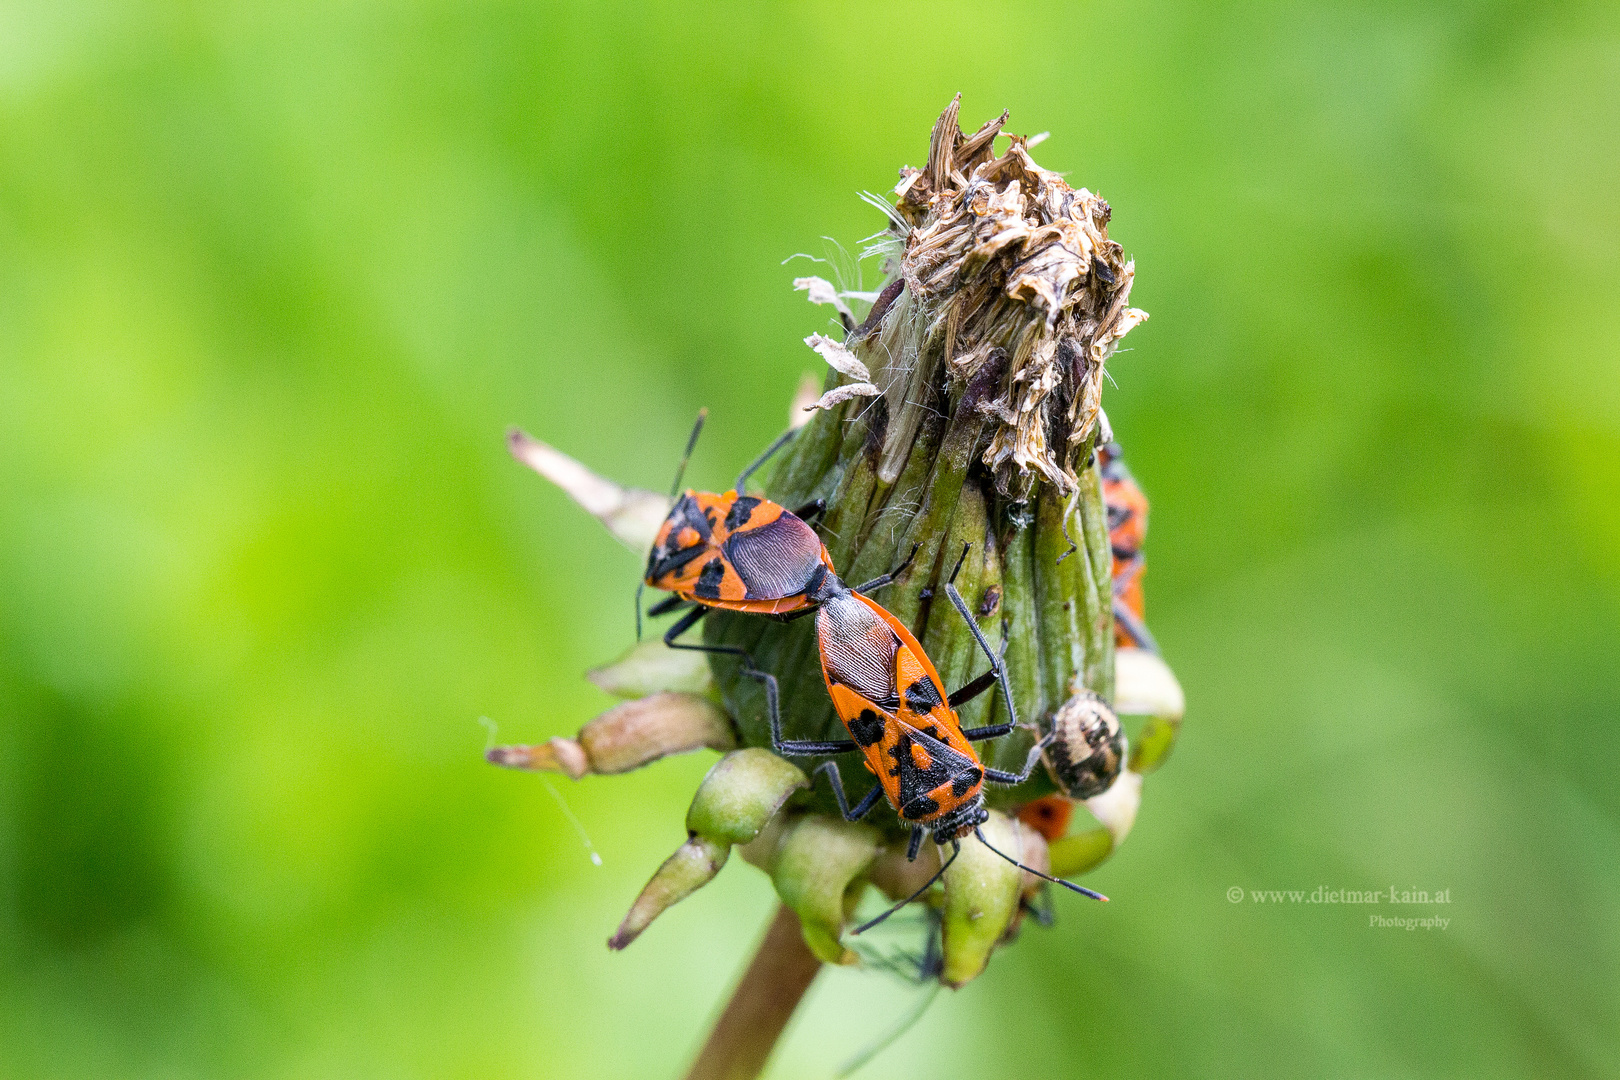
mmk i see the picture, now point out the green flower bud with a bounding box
[1118,645,1185,776]
[1085,769,1143,845]
[1115,645,1185,721]
[1049,826,1114,879]
[1129,717,1178,776]
[867,841,945,903]
[608,750,807,951]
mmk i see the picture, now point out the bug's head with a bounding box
[930,796,990,846]
[644,492,713,583]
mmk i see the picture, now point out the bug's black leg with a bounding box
[660,604,711,648]
[948,669,998,711]
[906,826,925,862]
[812,760,883,822]
[952,633,1009,718]
[664,606,853,757]
[1023,886,1056,928]
[790,498,828,525]
[645,593,692,619]
[943,547,1021,741]
[850,543,921,595]
[982,733,1053,785]
[853,839,961,936]
[734,427,799,495]
[1112,598,1160,655]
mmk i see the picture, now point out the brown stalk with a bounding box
[683,906,822,1080]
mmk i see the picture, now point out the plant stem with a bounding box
[684,905,821,1080]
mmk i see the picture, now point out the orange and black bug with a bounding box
[636,414,919,738]
[641,413,834,621]
[1100,440,1157,654]
[779,545,1108,932]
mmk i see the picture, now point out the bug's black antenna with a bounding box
[640,409,707,640]
[972,827,1108,901]
[669,408,708,497]
[734,426,798,496]
[947,541,972,585]
[852,841,962,936]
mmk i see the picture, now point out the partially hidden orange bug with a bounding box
[1100,440,1157,654]
[641,412,834,619]
[1017,795,1075,843]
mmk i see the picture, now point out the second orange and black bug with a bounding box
[781,545,1108,932]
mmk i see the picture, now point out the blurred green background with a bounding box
[2,2,1616,1077]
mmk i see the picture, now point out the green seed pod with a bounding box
[1115,645,1185,721]
[940,811,1028,988]
[685,748,808,844]
[1049,826,1114,879]
[1129,718,1178,776]
[867,840,945,903]
[587,639,714,699]
[608,835,730,951]
[486,692,734,778]
[769,814,881,965]
[1117,645,1185,775]
[608,749,806,950]
[1086,769,1143,846]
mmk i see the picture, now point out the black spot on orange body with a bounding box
[951,766,981,798]
[724,495,763,531]
[694,558,726,599]
[848,710,885,747]
[904,677,942,714]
